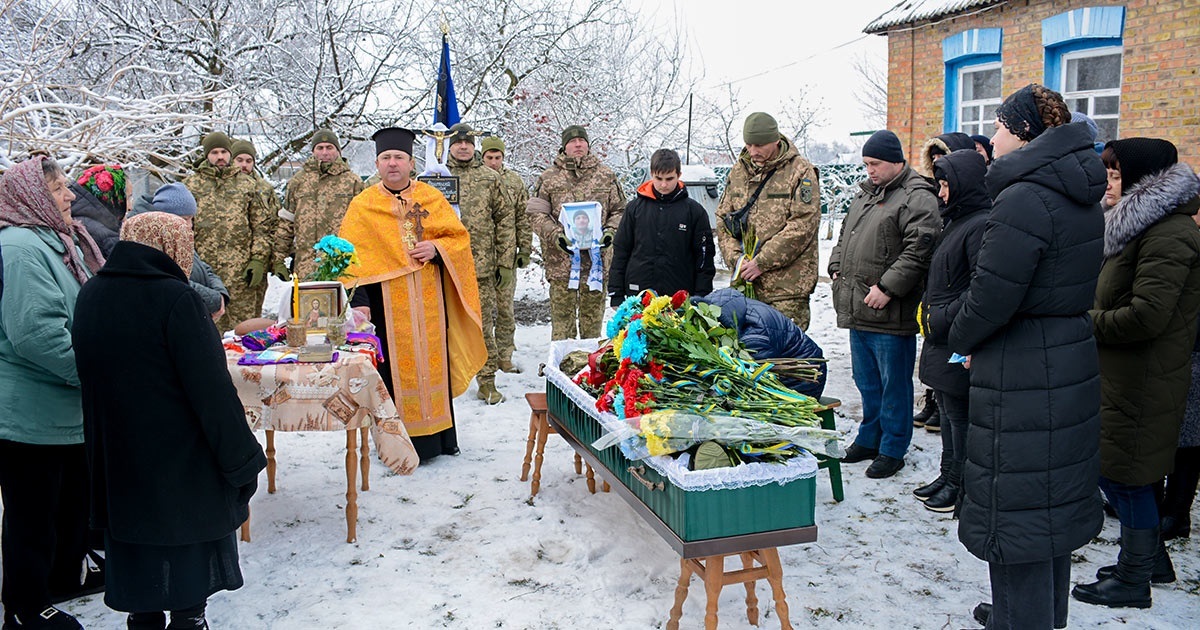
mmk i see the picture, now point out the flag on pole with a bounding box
[421,30,459,178]
[434,32,460,127]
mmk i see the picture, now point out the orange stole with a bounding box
[338,182,486,436]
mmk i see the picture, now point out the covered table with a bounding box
[225,349,418,542]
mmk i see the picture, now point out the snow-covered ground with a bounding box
[9,233,1198,629]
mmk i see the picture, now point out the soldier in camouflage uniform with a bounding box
[715,112,821,330]
[446,123,517,404]
[527,125,626,340]
[274,130,365,280]
[481,135,531,373]
[184,132,273,329]
[232,139,283,279]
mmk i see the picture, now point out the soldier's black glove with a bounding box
[600,230,615,249]
[272,259,292,282]
[243,259,267,288]
[556,235,572,253]
[610,293,624,308]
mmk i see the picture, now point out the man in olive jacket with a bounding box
[715,112,821,329]
[829,130,940,478]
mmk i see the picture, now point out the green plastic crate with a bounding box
[546,379,816,542]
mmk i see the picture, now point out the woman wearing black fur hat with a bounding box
[1072,138,1200,610]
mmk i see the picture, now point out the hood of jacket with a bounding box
[98,240,189,283]
[1103,162,1200,258]
[735,136,799,177]
[448,151,484,170]
[191,160,241,182]
[985,121,1106,207]
[634,180,689,203]
[933,149,991,221]
[918,132,976,178]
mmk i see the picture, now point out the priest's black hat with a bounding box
[372,127,416,156]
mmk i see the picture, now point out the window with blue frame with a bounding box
[1043,7,1125,142]
[943,28,1003,136]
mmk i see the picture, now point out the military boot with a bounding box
[498,359,522,374]
[476,378,503,405]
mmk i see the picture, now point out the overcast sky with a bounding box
[637,0,902,145]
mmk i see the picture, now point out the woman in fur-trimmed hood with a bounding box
[1074,137,1200,610]
[916,132,976,179]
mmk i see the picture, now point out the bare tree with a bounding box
[776,91,827,157]
[691,84,744,165]
[853,52,888,128]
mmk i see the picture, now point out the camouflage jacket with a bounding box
[527,152,626,283]
[496,166,532,256]
[448,152,517,276]
[250,172,282,263]
[715,137,821,302]
[183,163,272,269]
[276,156,364,279]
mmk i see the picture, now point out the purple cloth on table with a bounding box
[237,351,339,366]
[346,332,384,362]
[241,326,286,351]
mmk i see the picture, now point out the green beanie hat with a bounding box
[481,136,505,155]
[310,129,340,150]
[742,112,780,145]
[230,139,257,159]
[201,132,232,155]
[561,125,588,149]
[448,122,475,145]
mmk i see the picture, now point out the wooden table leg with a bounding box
[760,548,792,630]
[585,464,597,494]
[345,429,358,543]
[704,555,723,630]
[520,412,538,481]
[239,508,251,542]
[266,430,277,494]
[359,426,370,492]
[602,481,611,493]
[666,557,693,630]
[531,412,550,497]
[741,552,760,626]
[573,452,583,475]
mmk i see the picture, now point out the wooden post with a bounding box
[345,429,358,543]
[359,426,370,491]
[266,430,277,494]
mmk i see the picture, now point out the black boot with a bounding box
[127,612,167,630]
[1072,526,1157,608]
[1160,446,1199,540]
[2,607,83,630]
[913,475,946,501]
[913,389,937,427]
[924,483,958,513]
[1095,537,1176,584]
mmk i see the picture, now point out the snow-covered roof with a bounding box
[864,0,1007,34]
[680,164,718,182]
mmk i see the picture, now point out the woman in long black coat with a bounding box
[72,211,266,630]
[948,84,1106,630]
[1071,138,1200,609]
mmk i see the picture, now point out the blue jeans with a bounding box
[1099,477,1159,529]
[849,330,917,459]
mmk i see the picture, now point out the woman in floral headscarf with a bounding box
[73,211,265,630]
[0,155,105,630]
[70,163,127,257]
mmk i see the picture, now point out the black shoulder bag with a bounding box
[720,168,777,241]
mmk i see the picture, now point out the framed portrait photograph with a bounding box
[297,282,344,328]
[559,201,602,251]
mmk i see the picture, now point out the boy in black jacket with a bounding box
[609,149,715,306]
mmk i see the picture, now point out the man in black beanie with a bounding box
[828,129,941,478]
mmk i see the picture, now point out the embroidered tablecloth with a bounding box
[225,350,418,475]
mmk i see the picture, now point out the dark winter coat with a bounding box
[916,132,978,180]
[69,182,125,257]
[1091,162,1200,486]
[73,241,265,546]
[190,252,230,315]
[608,181,715,305]
[829,165,941,335]
[948,121,1107,565]
[693,288,826,398]
[919,150,989,396]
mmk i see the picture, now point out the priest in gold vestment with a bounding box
[340,127,487,461]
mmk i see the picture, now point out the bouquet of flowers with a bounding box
[577,290,841,466]
[308,235,359,281]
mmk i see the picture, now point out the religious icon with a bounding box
[295,282,343,328]
[559,201,602,251]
